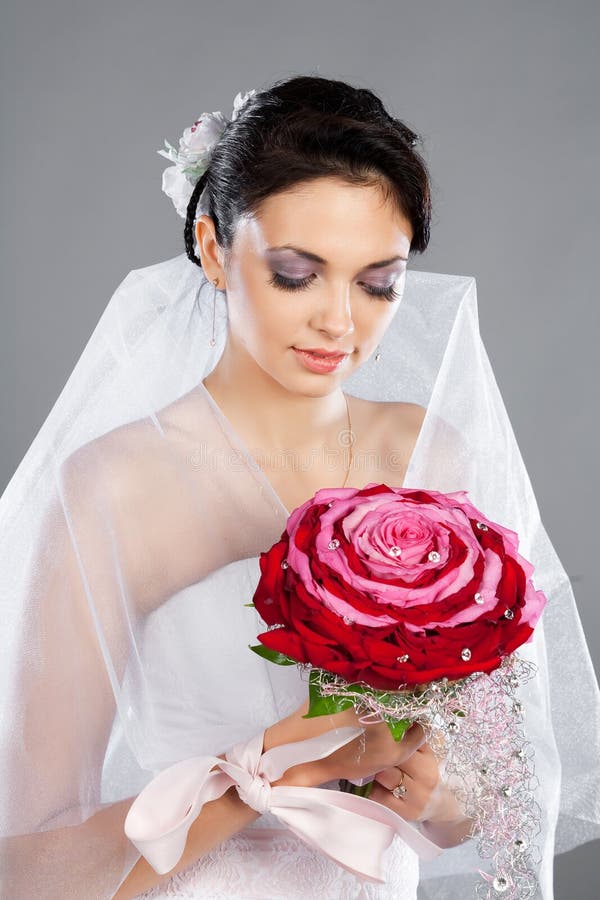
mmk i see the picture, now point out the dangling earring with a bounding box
[374,344,381,362]
[209,278,219,347]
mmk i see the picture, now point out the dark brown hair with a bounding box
[183,74,432,268]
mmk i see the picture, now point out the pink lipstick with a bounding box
[292,347,349,373]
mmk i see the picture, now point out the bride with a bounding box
[2,74,599,900]
[115,176,457,898]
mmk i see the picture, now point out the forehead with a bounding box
[234,177,413,263]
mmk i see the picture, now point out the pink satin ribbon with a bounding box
[124,725,444,883]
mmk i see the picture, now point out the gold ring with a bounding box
[391,771,407,799]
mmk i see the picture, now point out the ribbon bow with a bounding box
[124,726,443,883]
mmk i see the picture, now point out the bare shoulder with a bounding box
[348,394,427,440]
[60,387,200,501]
[384,400,427,429]
[60,417,170,508]
[373,400,427,458]
[346,396,427,484]
[373,400,467,464]
[59,413,199,611]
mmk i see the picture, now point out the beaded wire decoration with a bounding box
[306,653,542,899]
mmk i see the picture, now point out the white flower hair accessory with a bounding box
[157,89,257,219]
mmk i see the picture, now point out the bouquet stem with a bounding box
[338,778,376,798]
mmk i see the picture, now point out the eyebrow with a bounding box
[265,244,408,270]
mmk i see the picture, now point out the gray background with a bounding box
[1,0,598,895]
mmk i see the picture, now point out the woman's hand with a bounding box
[262,698,475,847]
[370,747,476,847]
[369,741,443,821]
[263,698,428,788]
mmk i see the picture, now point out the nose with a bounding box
[312,286,355,341]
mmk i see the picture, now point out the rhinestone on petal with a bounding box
[504,608,515,620]
[461,648,472,661]
[264,597,274,605]
[474,592,485,604]
[492,876,509,893]
[515,748,526,760]
[428,550,441,563]
[476,522,489,531]
[328,538,341,550]
[343,615,353,625]
[388,545,402,557]
[501,785,512,797]
[514,838,527,851]
[327,501,334,507]
[396,654,410,663]
[280,559,289,569]
[447,721,460,734]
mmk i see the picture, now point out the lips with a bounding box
[293,347,349,359]
[292,347,350,374]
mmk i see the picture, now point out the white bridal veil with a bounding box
[1,252,599,899]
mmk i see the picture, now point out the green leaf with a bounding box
[248,644,297,666]
[303,669,355,718]
[304,690,355,718]
[383,716,412,742]
[301,670,416,734]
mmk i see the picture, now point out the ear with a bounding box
[195,216,226,287]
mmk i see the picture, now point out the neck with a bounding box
[201,342,349,451]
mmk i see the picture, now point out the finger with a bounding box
[400,752,440,790]
[373,766,414,792]
[369,780,429,821]
[395,722,427,759]
[373,749,439,794]
[413,742,437,757]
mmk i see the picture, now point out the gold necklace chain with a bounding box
[341,392,354,489]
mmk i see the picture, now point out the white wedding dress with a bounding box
[136,825,419,900]
[105,556,420,900]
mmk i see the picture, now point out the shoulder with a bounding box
[59,415,197,611]
[376,402,427,462]
[345,396,427,483]
[373,400,466,461]
[387,400,428,429]
[348,395,427,440]
[59,418,170,509]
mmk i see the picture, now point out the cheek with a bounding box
[260,293,309,347]
[237,294,300,354]
[226,270,284,343]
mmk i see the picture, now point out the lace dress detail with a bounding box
[136,823,419,900]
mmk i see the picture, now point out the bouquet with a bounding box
[249,483,547,899]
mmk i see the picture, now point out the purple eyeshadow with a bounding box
[265,249,405,284]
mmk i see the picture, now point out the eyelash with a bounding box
[268,271,402,302]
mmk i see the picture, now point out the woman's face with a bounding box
[196,176,413,396]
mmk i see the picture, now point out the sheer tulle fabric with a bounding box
[1,254,599,898]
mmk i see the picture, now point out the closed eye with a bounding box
[268,271,402,303]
